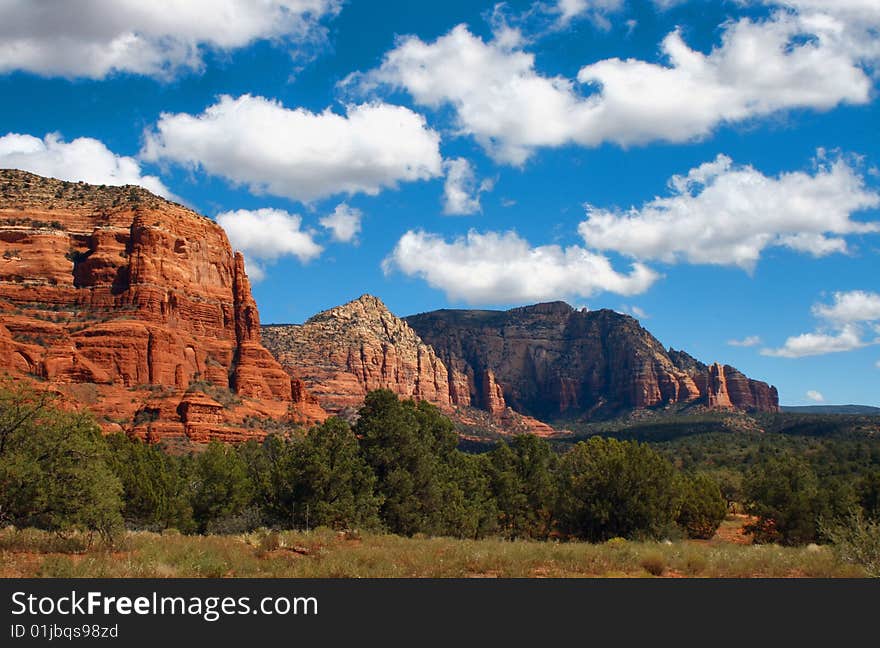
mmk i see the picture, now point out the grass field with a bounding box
[0,517,867,578]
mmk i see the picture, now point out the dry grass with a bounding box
[0,520,866,578]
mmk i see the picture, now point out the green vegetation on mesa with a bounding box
[1,382,878,577]
[781,405,880,415]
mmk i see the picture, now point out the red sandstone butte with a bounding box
[0,169,325,444]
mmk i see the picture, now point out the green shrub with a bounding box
[821,510,880,577]
[186,379,241,409]
[677,473,727,539]
[640,551,666,576]
[190,442,254,533]
[487,435,557,539]
[0,381,123,543]
[743,457,837,545]
[355,390,495,537]
[555,437,679,541]
[105,434,194,533]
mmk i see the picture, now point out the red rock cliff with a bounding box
[406,302,779,420]
[0,169,325,444]
[261,295,556,436]
[261,295,468,415]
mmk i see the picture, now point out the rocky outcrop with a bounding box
[667,349,778,411]
[706,363,733,408]
[406,302,778,420]
[706,363,778,411]
[480,369,507,416]
[262,295,466,414]
[262,295,556,436]
[0,169,325,443]
[263,295,776,432]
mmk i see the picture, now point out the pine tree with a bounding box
[0,381,123,542]
[676,472,726,539]
[556,437,678,541]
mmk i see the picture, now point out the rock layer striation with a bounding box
[406,302,778,420]
[262,295,556,436]
[0,169,325,443]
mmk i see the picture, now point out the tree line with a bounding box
[649,429,880,545]
[2,383,877,547]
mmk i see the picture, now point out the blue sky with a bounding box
[0,0,878,405]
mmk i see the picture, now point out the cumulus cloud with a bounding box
[812,290,880,324]
[319,203,362,243]
[142,94,442,203]
[351,25,583,164]
[0,132,172,197]
[0,0,339,79]
[762,291,880,358]
[772,0,880,17]
[763,326,867,358]
[353,14,871,164]
[577,153,879,271]
[555,0,626,29]
[764,1,880,66]
[806,390,825,402]
[767,1,880,35]
[216,208,322,281]
[728,335,762,347]
[382,229,658,304]
[442,158,493,215]
[577,11,873,141]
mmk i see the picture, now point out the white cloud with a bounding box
[767,0,880,32]
[762,325,867,358]
[772,0,880,16]
[875,359,880,369]
[806,390,825,402]
[575,12,872,143]
[216,208,322,281]
[555,0,625,29]
[352,24,586,165]
[762,291,880,358]
[142,94,442,203]
[0,0,339,79]
[578,153,879,271]
[763,1,880,66]
[0,132,172,197]
[728,335,762,347]
[442,158,493,215]
[622,304,648,319]
[382,229,658,305]
[319,203,362,243]
[812,290,880,324]
[354,14,871,164]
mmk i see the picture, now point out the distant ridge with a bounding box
[780,405,880,415]
[405,302,779,420]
